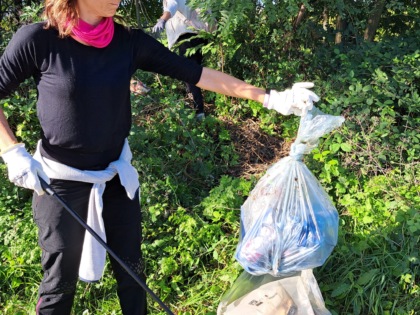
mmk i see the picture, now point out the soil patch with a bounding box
[218,116,292,178]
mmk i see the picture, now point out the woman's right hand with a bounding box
[1,143,50,195]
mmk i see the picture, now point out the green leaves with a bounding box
[331,282,352,298]
[340,143,352,152]
[0,1,419,314]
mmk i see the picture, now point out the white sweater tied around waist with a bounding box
[34,139,140,282]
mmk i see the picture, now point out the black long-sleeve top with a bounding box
[0,22,203,170]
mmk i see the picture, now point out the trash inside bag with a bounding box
[235,107,345,276]
[217,269,331,315]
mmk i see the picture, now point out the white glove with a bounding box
[152,19,166,35]
[1,143,50,195]
[263,82,320,116]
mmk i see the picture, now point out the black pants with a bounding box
[32,176,147,315]
[177,33,207,114]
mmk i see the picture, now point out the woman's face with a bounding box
[76,0,121,24]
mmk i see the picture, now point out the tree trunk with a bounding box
[322,7,328,31]
[135,0,141,28]
[293,3,306,30]
[364,0,386,42]
[335,15,347,44]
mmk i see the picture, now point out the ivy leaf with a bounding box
[331,143,341,153]
[356,269,379,285]
[341,143,352,152]
[331,283,352,297]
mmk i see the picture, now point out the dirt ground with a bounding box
[217,115,292,179]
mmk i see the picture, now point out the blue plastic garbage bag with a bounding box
[235,107,345,276]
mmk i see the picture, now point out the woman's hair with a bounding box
[43,0,78,37]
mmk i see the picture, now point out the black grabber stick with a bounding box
[39,177,175,315]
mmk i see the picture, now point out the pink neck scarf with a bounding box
[71,17,114,48]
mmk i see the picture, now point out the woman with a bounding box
[0,0,319,314]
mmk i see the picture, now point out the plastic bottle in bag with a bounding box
[239,210,276,269]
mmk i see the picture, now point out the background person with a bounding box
[152,0,216,119]
[0,0,319,314]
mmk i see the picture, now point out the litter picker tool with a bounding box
[39,177,175,315]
